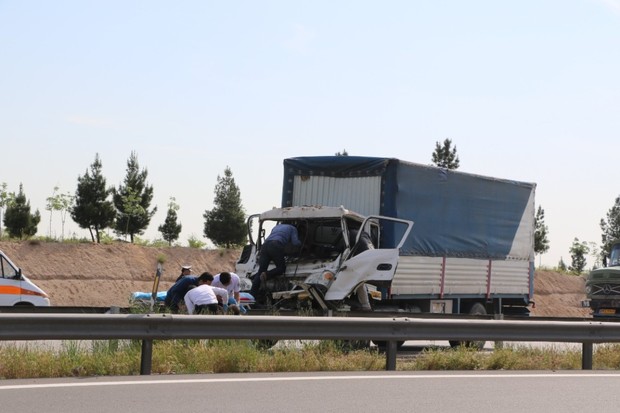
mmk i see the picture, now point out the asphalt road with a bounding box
[2,371,620,413]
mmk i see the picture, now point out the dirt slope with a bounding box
[0,241,591,317]
[0,241,239,307]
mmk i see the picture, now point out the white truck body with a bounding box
[280,156,535,316]
[238,156,536,317]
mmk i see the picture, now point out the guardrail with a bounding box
[0,313,617,374]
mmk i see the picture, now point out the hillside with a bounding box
[0,241,239,307]
[0,241,591,317]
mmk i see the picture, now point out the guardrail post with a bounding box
[385,340,397,371]
[494,313,504,349]
[582,342,593,370]
[140,339,153,375]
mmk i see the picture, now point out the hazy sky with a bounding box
[1,1,619,268]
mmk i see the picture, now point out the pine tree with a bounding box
[431,138,460,169]
[158,197,182,246]
[569,237,589,274]
[534,206,550,255]
[112,151,157,243]
[335,149,349,156]
[71,154,116,243]
[3,184,41,239]
[558,257,567,272]
[0,182,14,238]
[600,195,620,261]
[203,166,247,248]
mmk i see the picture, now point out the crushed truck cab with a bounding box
[235,206,413,311]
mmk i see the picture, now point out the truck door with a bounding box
[325,216,413,301]
[235,214,261,285]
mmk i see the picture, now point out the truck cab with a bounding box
[0,250,50,306]
[585,241,620,317]
[235,206,412,312]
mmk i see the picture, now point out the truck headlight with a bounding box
[323,271,335,281]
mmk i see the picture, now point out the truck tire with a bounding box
[251,339,279,350]
[449,302,487,350]
[372,340,405,350]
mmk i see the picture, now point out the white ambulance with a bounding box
[0,250,50,306]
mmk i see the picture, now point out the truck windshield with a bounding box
[610,244,620,267]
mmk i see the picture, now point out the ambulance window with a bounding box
[0,256,17,278]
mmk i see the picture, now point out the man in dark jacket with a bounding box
[165,273,198,313]
[249,223,302,299]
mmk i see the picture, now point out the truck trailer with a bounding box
[237,156,536,320]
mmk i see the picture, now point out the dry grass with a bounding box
[2,340,620,379]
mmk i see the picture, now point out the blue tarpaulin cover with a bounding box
[282,156,535,260]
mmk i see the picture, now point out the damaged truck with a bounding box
[236,156,536,322]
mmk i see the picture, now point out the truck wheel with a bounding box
[372,340,405,350]
[449,302,487,350]
[339,340,371,352]
[251,339,279,350]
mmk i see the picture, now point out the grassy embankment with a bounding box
[2,340,620,379]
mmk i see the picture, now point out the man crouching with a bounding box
[184,272,229,315]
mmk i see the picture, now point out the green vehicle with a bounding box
[585,241,620,317]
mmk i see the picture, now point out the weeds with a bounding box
[3,340,619,380]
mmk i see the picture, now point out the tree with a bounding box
[0,182,15,238]
[534,206,550,255]
[158,197,182,246]
[600,195,620,261]
[203,166,247,248]
[45,186,75,240]
[71,154,116,243]
[558,257,567,272]
[588,241,601,269]
[112,151,157,243]
[4,184,41,239]
[431,138,460,169]
[335,149,349,156]
[569,237,589,274]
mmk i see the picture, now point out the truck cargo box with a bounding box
[281,156,536,306]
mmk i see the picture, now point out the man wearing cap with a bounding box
[175,265,192,282]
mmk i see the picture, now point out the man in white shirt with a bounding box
[184,272,229,315]
[212,271,243,314]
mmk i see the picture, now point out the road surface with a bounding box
[1,371,619,413]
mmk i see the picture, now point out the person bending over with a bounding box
[184,272,229,315]
[249,223,301,298]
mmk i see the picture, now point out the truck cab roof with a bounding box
[259,206,366,222]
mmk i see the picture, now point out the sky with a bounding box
[1,0,619,268]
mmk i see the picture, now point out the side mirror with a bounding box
[12,268,23,280]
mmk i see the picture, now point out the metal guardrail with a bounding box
[0,313,617,374]
[0,306,130,314]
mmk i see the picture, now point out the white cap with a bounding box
[181,265,192,270]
